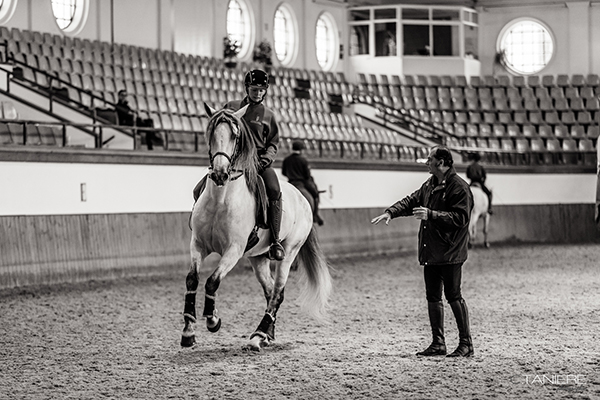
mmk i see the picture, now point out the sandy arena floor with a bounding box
[0,243,599,400]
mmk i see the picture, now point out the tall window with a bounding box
[227,0,252,58]
[273,4,297,65]
[51,0,87,33]
[499,19,554,75]
[0,0,17,25]
[52,0,77,29]
[315,13,337,70]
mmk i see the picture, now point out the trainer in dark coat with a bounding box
[385,166,472,266]
[371,146,474,358]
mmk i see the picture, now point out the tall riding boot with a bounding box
[416,301,446,356]
[268,193,286,261]
[313,196,324,226]
[447,299,474,357]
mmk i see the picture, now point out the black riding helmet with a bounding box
[244,69,270,103]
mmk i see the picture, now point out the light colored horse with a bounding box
[469,184,490,248]
[181,104,332,351]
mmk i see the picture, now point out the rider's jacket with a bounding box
[385,168,473,266]
[224,98,280,168]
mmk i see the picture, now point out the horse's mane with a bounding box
[205,108,260,195]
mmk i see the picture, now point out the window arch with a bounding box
[315,12,338,71]
[51,0,89,34]
[226,0,253,59]
[0,0,18,25]
[273,4,298,66]
[498,18,554,75]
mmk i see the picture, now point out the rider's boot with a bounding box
[268,193,286,261]
[416,301,447,356]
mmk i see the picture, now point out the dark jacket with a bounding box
[385,168,473,266]
[224,98,280,168]
[282,153,311,182]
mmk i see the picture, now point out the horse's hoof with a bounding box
[180,334,196,347]
[246,335,265,352]
[485,242,490,248]
[207,317,221,333]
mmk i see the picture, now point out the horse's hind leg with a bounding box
[247,254,295,351]
[483,213,491,248]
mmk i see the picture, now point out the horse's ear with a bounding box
[204,102,217,117]
[233,104,249,120]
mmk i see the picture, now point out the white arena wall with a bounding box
[1,148,598,289]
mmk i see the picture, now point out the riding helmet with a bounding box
[244,69,270,88]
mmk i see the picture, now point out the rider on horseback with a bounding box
[282,140,324,226]
[466,152,493,214]
[223,69,286,261]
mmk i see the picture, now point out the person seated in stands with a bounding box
[282,140,324,226]
[115,89,160,150]
[466,152,493,214]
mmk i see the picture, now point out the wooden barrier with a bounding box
[1,204,598,289]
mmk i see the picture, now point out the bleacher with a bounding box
[0,26,421,162]
[356,72,599,166]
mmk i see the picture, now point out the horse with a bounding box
[181,104,332,351]
[469,183,490,248]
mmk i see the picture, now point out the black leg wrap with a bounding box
[252,313,275,341]
[202,295,216,317]
[183,292,197,322]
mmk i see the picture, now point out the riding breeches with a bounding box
[423,263,464,303]
[260,167,281,200]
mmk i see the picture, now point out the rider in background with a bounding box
[282,140,324,226]
[223,69,285,261]
[466,152,493,214]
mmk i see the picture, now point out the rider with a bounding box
[223,69,285,261]
[466,152,493,214]
[282,140,324,226]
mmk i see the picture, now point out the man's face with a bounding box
[118,92,128,102]
[426,150,442,175]
[247,86,267,103]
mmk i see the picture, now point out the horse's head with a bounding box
[204,103,258,188]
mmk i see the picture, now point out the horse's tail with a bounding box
[296,226,332,323]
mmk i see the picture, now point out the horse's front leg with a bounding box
[181,249,204,347]
[202,245,245,333]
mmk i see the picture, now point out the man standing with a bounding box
[281,140,324,226]
[371,146,474,357]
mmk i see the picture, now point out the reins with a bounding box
[207,113,245,182]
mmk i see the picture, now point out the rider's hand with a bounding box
[259,157,272,170]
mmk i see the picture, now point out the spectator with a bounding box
[115,90,160,150]
[371,146,474,357]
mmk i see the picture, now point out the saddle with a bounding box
[191,174,269,252]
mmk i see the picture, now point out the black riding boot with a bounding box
[447,299,474,357]
[416,301,446,356]
[268,193,285,261]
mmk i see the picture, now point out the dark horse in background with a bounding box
[181,104,332,351]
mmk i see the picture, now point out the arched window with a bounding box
[51,0,88,34]
[226,0,253,59]
[0,0,17,25]
[273,4,297,66]
[315,13,338,71]
[498,19,554,75]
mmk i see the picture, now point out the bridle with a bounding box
[208,116,245,182]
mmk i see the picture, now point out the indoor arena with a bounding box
[1,0,599,399]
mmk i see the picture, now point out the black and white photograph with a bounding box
[1,0,599,399]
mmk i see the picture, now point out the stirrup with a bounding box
[268,241,285,261]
